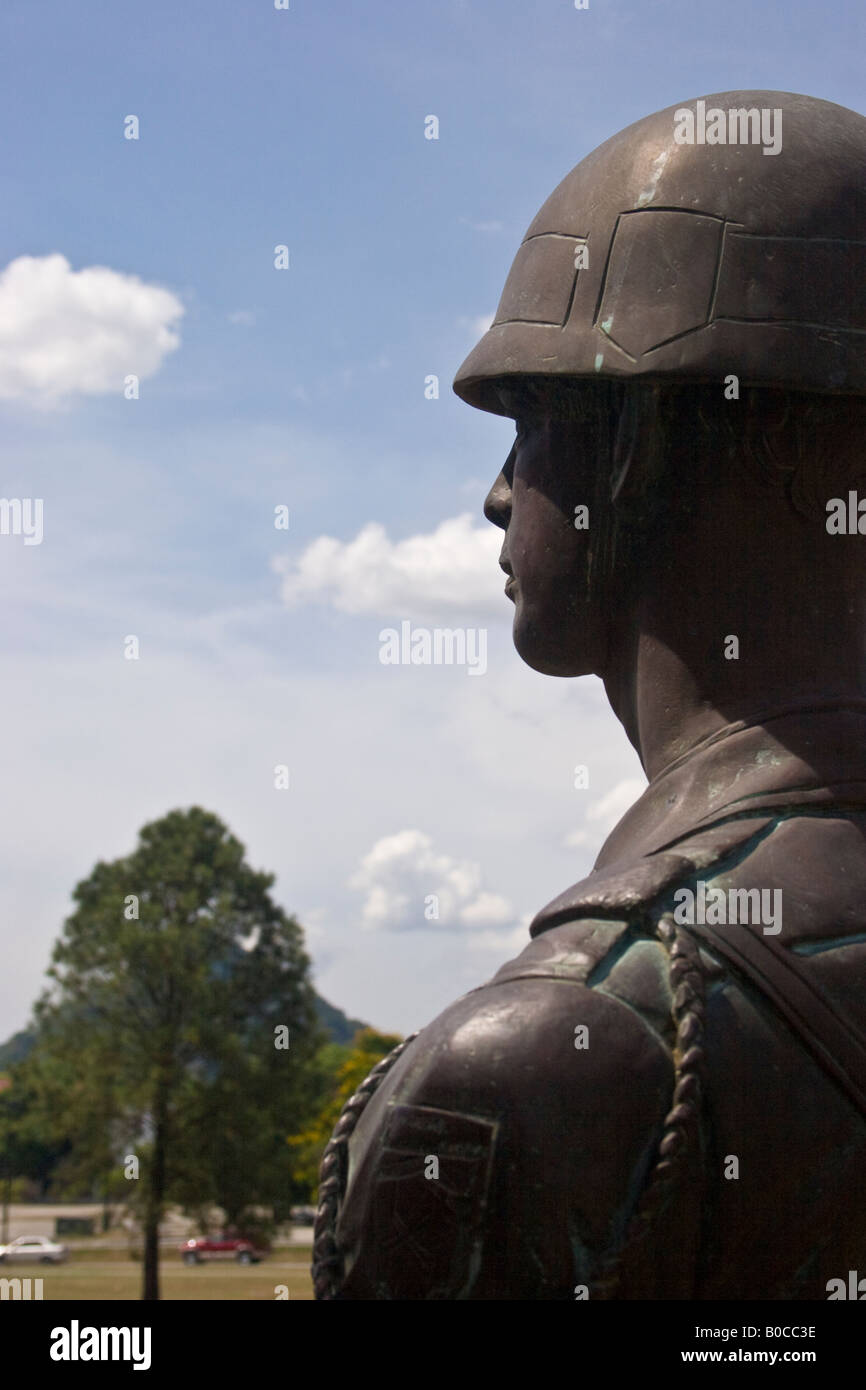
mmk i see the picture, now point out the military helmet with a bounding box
[453,91,866,416]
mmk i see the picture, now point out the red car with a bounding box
[179,1235,263,1265]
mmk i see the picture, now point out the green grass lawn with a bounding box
[25,1250,314,1300]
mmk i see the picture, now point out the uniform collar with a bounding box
[531,701,866,938]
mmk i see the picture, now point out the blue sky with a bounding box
[0,0,863,1036]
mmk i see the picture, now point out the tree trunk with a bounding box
[0,1172,10,1245]
[141,1101,168,1301]
[142,1205,160,1301]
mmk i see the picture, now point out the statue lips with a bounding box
[499,554,517,599]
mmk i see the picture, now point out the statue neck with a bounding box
[601,488,866,783]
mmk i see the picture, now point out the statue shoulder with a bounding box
[317,920,678,1299]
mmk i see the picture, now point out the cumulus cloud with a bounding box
[459,218,505,235]
[351,828,513,931]
[274,513,503,619]
[587,777,647,826]
[565,776,647,848]
[459,312,495,341]
[0,253,184,403]
[467,921,532,956]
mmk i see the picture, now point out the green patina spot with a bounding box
[594,353,604,371]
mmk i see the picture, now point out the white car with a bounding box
[0,1235,68,1264]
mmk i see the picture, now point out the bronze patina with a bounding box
[314,91,866,1300]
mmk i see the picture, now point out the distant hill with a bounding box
[0,1028,34,1070]
[313,995,368,1046]
[0,994,369,1070]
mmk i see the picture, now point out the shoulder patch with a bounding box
[343,1103,497,1299]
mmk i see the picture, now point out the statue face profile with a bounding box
[485,406,591,678]
[484,384,627,680]
[484,372,866,766]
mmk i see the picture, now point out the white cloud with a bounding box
[565,776,647,848]
[459,313,495,341]
[587,776,647,825]
[227,309,255,326]
[460,890,513,925]
[460,218,504,235]
[0,253,184,403]
[351,829,513,931]
[273,513,503,619]
[467,921,531,954]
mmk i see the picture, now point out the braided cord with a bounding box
[311,1032,419,1300]
[592,915,707,1299]
[311,916,707,1301]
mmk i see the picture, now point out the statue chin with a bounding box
[512,604,597,679]
[512,615,561,677]
[514,641,583,679]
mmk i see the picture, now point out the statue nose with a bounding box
[484,449,515,529]
[484,476,511,529]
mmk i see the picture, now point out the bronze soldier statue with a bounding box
[313,91,866,1299]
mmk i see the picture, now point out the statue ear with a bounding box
[610,386,661,503]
